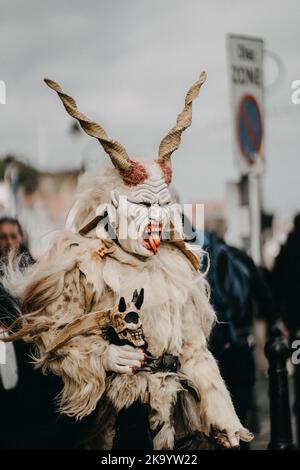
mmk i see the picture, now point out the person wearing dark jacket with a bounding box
[202,232,273,443]
[0,218,85,449]
[0,283,86,449]
[271,214,300,334]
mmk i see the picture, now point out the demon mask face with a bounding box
[111,288,145,348]
[109,162,175,257]
[45,72,206,257]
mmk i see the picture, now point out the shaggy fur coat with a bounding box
[2,169,250,450]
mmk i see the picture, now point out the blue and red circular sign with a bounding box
[237,94,263,165]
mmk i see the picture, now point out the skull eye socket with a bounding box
[124,311,139,324]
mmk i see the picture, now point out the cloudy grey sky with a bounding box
[0,0,300,219]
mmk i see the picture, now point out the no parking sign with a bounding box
[228,35,264,174]
[237,94,263,164]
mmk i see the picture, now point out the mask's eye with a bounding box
[142,201,152,207]
[124,312,139,324]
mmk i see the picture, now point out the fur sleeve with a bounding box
[4,230,110,420]
[180,274,242,435]
[35,268,109,420]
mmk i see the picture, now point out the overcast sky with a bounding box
[0,0,300,219]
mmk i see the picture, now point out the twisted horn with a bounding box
[44,78,131,170]
[157,71,206,164]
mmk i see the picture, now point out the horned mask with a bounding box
[44,72,206,257]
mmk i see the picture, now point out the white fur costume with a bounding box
[2,73,253,450]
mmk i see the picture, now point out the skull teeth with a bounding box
[131,331,143,340]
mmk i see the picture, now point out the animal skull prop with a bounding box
[44,72,206,257]
[111,289,145,348]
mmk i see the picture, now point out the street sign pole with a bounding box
[248,170,262,265]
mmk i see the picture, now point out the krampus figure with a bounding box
[2,72,253,449]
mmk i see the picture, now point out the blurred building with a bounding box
[0,156,81,257]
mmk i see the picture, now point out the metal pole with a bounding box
[265,329,295,449]
[248,171,262,265]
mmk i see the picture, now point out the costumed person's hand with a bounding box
[102,344,145,374]
[211,424,254,449]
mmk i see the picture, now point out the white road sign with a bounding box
[228,35,264,175]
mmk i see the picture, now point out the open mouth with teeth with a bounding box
[131,330,144,341]
[120,327,145,347]
[143,221,163,254]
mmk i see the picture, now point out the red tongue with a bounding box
[144,222,162,253]
[148,234,159,253]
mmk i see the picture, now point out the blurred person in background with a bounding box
[271,213,300,336]
[0,217,34,271]
[271,213,300,442]
[0,218,84,449]
[201,230,273,447]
